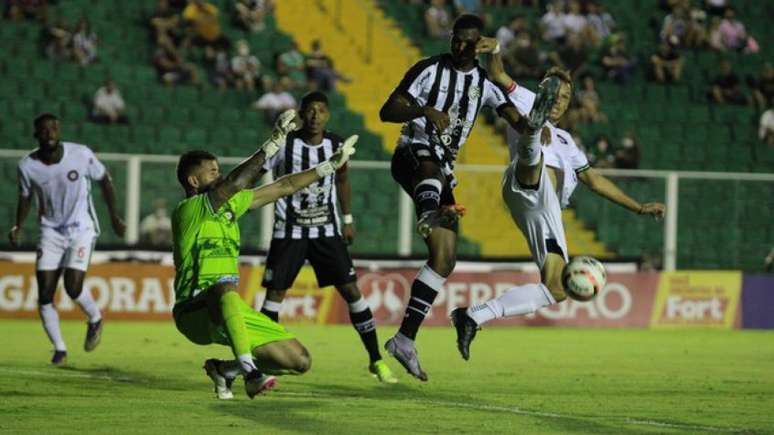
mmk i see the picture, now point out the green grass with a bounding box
[1,319,772,434]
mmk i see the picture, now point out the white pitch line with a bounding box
[0,368,746,433]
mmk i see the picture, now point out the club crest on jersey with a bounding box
[223,211,234,222]
[440,134,452,146]
[67,170,79,181]
[468,85,481,99]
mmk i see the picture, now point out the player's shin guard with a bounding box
[74,290,101,323]
[413,179,442,216]
[260,299,281,322]
[398,265,446,340]
[348,297,381,363]
[39,303,66,351]
[220,292,258,374]
[517,130,543,167]
[467,283,556,325]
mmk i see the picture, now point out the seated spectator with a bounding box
[252,76,297,122]
[562,0,587,37]
[707,17,725,51]
[710,59,746,104]
[277,41,307,89]
[749,63,774,110]
[660,4,703,47]
[72,18,98,65]
[149,0,183,46]
[586,134,616,168]
[305,40,349,91]
[718,7,746,51]
[586,2,615,40]
[615,132,640,169]
[140,199,173,248]
[425,0,451,39]
[601,34,637,83]
[182,0,228,55]
[575,76,606,123]
[504,32,545,80]
[759,107,774,145]
[650,42,684,83]
[452,0,481,14]
[548,33,588,79]
[235,0,272,32]
[5,0,47,22]
[230,39,262,91]
[540,0,566,43]
[91,80,128,124]
[495,14,527,51]
[209,44,232,90]
[153,38,199,85]
[44,15,72,60]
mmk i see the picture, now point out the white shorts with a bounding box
[37,226,97,272]
[501,160,569,270]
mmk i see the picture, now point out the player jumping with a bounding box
[450,39,665,360]
[172,110,357,399]
[9,113,126,365]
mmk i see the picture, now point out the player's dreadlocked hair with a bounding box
[543,67,573,93]
[177,150,217,189]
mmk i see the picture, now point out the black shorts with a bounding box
[391,143,459,232]
[262,236,356,290]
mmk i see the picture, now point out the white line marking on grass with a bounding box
[0,368,746,433]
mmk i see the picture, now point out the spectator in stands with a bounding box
[153,37,200,86]
[230,39,262,91]
[650,42,684,83]
[586,2,615,40]
[149,0,183,46]
[749,63,774,110]
[495,14,527,51]
[548,32,588,79]
[44,14,71,60]
[660,4,704,48]
[305,39,349,92]
[235,0,273,33]
[707,16,725,51]
[91,80,128,124]
[759,107,774,145]
[615,132,640,169]
[718,7,747,51]
[562,0,587,37]
[586,134,616,168]
[72,18,98,66]
[575,75,606,124]
[140,199,173,248]
[601,33,637,83]
[452,0,481,14]
[252,76,297,122]
[182,0,228,57]
[4,0,47,23]
[504,32,545,80]
[710,59,746,105]
[425,0,452,39]
[704,0,728,16]
[209,44,232,90]
[277,41,307,89]
[540,0,566,43]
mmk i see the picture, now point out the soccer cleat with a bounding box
[528,76,561,130]
[450,307,480,361]
[416,204,467,239]
[203,359,235,400]
[369,360,398,384]
[384,334,428,382]
[84,319,102,352]
[244,371,277,399]
[51,350,67,366]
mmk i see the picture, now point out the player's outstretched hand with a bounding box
[475,37,499,54]
[423,107,450,134]
[8,225,20,247]
[111,215,127,237]
[639,202,665,220]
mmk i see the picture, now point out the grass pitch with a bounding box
[0,319,772,434]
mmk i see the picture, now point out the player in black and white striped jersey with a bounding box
[379,14,560,381]
[259,92,397,383]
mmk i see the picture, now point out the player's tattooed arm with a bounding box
[579,168,666,219]
[98,173,127,237]
[8,191,31,247]
[380,92,450,133]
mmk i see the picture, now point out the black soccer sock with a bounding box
[413,179,442,216]
[348,298,381,363]
[260,299,281,323]
[398,264,446,340]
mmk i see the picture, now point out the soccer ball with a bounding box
[561,256,607,301]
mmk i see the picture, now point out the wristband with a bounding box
[493,42,501,54]
[315,161,335,177]
[507,80,517,94]
[343,214,354,225]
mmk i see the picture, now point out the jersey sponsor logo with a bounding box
[67,170,79,181]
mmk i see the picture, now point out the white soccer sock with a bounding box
[517,129,543,166]
[74,290,101,323]
[39,303,66,351]
[261,299,282,315]
[238,353,258,375]
[466,283,556,326]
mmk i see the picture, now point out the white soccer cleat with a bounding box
[203,359,235,400]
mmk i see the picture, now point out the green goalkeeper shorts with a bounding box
[172,290,294,350]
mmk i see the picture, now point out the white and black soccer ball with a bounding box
[561,256,607,301]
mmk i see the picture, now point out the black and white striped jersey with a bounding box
[391,54,513,166]
[263,131,342,239]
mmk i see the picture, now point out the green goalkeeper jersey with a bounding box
[172,190,253,304]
